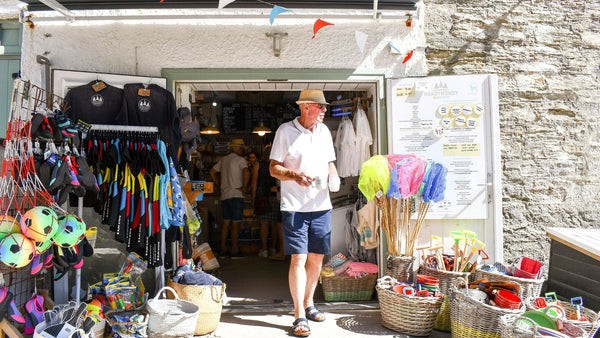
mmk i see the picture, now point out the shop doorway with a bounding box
[174,80,381,306]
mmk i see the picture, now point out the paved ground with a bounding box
[197,302,452,338]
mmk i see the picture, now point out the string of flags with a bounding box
[159,0,420,60]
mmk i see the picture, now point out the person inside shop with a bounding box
[269,89,340,337]
[210,139,250,258]
[250,145,282,259]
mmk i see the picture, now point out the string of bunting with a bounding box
[201,0,418,60]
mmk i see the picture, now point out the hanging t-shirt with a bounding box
[64,80,124,125]
[118,83,182,170]
[353,107,373,174]
[334,116,359,177]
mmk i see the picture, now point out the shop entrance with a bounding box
[174,80,381,306]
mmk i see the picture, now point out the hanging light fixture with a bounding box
[252,122,271,136]
[200,124,220,135]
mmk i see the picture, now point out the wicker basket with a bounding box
[105,309,149,338]
[419,265,470,332]
[525,299,600,338]
[167,279,226,336]
[449,277,525,338]
[320,273,377,301]
[499,314,588,338]
[386,255,415,282]
[376,286,443,336]
[472,268,544,301]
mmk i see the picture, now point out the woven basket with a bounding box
[376,286,443,336]
[449,277,525,338]
[386,255,415,282]
[167,279,226,336]
[499,314,588,338]
[419,265,470,332]
[320,273,377,301]
[525,299,600,338]
[472,268,544,301]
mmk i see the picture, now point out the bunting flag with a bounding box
[355,31,368,54]
[270,5,291,25]
[403,50,414,64]
[312,19,334,39]
[218,0,236,9]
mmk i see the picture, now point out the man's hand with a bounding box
[294,171,314,187]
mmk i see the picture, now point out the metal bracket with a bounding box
[266,32,288,57]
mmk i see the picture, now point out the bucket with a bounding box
[86,227,98,249]
[196,242,219,270]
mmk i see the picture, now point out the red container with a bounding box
[494,289,522,309]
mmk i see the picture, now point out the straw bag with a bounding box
[167,279,227,336]
[499,314,588,338]
[449,277,525,338]
[386,255,415,282]
[419,264,470,332]
[525,299,600,338]
[472,268,544,301]
[146,286,200,338]
[376,286,443,336]
[320,273,377,301]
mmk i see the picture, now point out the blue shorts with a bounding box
[222,198,244,221]
[282,209,331,255]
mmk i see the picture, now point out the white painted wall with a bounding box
[18,7,427,87]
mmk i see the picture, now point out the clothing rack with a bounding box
[55,124,165,305]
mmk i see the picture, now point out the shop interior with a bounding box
[177,82,378,305]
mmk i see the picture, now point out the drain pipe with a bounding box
[36,55,52,108]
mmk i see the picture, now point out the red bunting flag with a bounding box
[403,50,414,64]
[312,19,334,39]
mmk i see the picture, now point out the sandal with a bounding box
[292,318,311,337]
[305,306,325,322]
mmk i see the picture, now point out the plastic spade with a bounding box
[450,231,464,272]
[459,238,485,272]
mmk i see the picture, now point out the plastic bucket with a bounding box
[197,242,219,270]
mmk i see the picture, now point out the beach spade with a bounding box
[41,302,87,338]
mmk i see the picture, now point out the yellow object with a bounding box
[321,267,335,277]
[85,227,98,248]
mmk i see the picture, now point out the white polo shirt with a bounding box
[270,117,336,212]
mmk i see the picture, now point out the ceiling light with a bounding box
[252,122,271,137]
[200,125,220,135]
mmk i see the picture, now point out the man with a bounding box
[210,139,250,258]
[269,89,340,337]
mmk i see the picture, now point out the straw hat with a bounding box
[228,139,246,148]
[296,89,329,105]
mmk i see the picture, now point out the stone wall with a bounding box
[424,0,600,265]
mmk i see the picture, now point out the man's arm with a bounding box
[328,161,340,192]
[269,160,313,187]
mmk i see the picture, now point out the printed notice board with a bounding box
[387,74,498,220]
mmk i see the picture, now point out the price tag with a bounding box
[138,88,151,97]
[92,81,107,92]
[396,86,415,97]
[75,120,91,133]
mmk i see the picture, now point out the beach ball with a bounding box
[52,214,86,248]
[0,233,36,268]
[0,215,20,242]
[20,207,59,242]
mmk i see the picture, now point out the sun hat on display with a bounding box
[296,89,329,105]
[228,139,246,148]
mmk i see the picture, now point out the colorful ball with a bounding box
[0,215,20,242]
[34,239,53,254]
[20,207,59,242]
[52,214,86,248]
[0,233,36,268]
